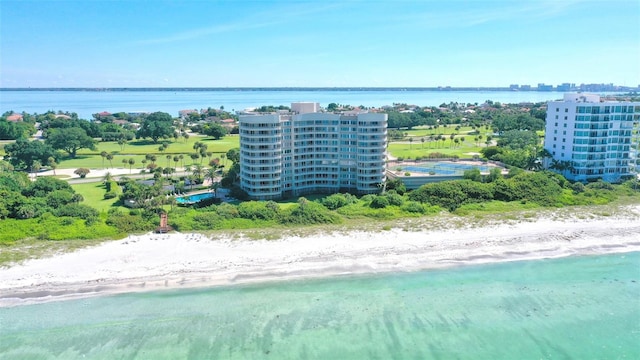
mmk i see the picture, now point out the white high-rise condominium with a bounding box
[239,103,388,200]
[543,93,640,182]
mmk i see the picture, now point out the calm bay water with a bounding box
[0,90,576,120]
[1,252,638,359]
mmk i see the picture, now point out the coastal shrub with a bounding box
[586,180,614,191]
[384,191,404,206]
[463,168,482,182]
[23,176,73,197]
[359,194,376,205]
[228,185,249,201]
[408,180,494,212]
[401,201,426,214]
[0,217,119,244]
[280,198,341,225]
[55,204,99,224]
[336,202,399,219]
[492,178,518,202]
[571,182,585,194]
[509,172,563,206]
[106,209,154,233]
[215,203,240,219]
[385,178,406,195]
[237,201,278,220]
[320,193,358,210]
[370,195,390,209]
[46,189,75,208]
[485,167,503,183]
[192,212,223,230]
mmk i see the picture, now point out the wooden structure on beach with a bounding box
[155,212,173,233]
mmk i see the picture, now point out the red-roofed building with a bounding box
[6,114,23,122]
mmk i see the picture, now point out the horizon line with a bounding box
[2,86,638,92]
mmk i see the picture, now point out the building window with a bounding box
[563,123,567,127]
[564,116,568,120]
[556,108,559,112]
[562,138,566,142]
[565,108,568,113]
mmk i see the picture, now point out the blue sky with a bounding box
[1,0,639,88]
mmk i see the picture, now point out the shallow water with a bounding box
[1,252,639,359]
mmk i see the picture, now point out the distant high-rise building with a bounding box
[543,93,640,182]
[239,103,388,200]
[537,83,553,91]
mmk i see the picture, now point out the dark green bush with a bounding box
[55,204,99,224]
[321,193,358,210]
[370,196,390,209]
[402,201,425,214]
[280,198,341,225]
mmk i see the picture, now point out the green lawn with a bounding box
[59,135,239,169]
[71,182,121,213]
[399,126,493,138]
[78,135,239,156]
[388,141,488,159]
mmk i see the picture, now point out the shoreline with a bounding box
[2,206,640,307]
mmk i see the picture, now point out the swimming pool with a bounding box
[399,162,497,175]
[175,193,214,204]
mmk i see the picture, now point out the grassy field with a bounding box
[71,182,121,213]
[60,135,239,169]
[387,142,487,159]
[397,126,493,137]
[78,135,239,155]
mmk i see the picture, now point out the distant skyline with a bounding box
[1,0,639,88]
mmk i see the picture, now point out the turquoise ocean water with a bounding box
[1,252,638,359]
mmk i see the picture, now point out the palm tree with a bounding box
[128,158,135,174]
[199,148,207,165]
[179,154,185,169]
[211,181,220,198]
[173,156,180,170]
[166,154,172,168]
[47,156,57,176]
[100,151,108,169]
[205,167,217,185]
[106,153,114,168]
[190,153,200,164]
[192,164,203,183]
[32,160,41,178]
[122,158,128,168]
[221,154,226,166]
[408,137,413,149]
[449,134,455,148]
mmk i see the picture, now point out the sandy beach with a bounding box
[1,205,639,307]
